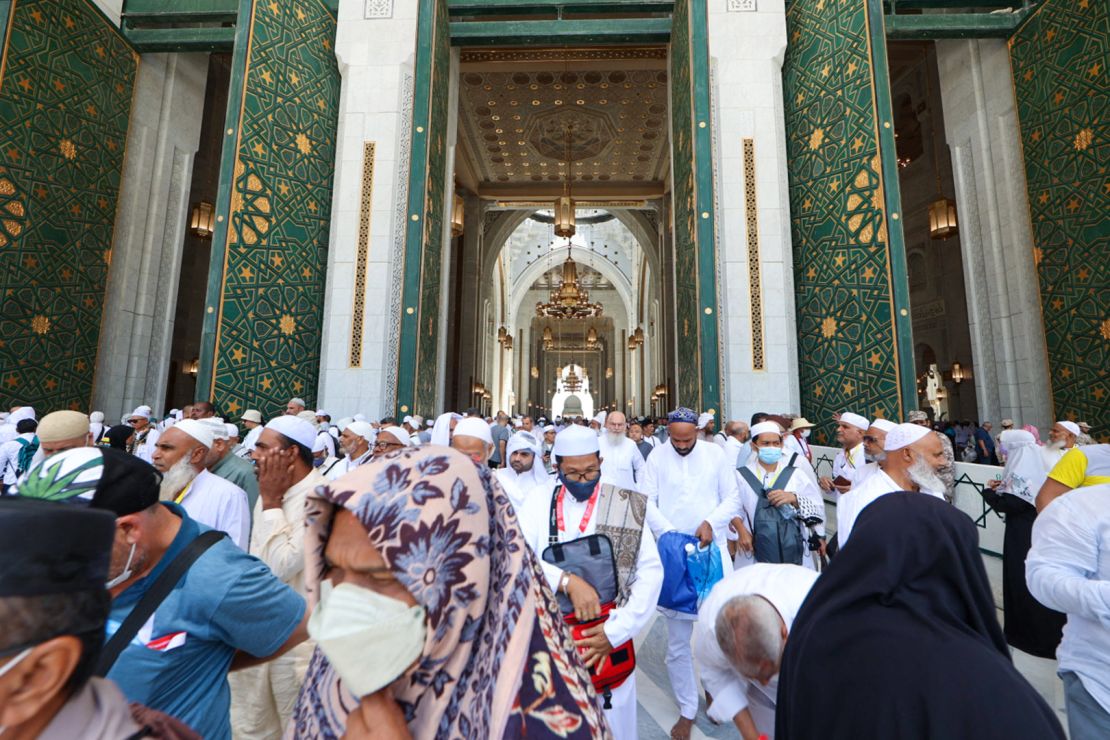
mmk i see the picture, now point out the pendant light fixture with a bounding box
[924,53,958,240]
[554,50,576,238]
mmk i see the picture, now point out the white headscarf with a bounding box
[998,430,1048,506]
[502,431,550,489]
[430,412,462,446]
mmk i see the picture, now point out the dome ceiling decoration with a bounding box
[457,49,671,197]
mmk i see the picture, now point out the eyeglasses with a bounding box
[560,467,599,482]
[863,435,878,444]
[373,440,402,451]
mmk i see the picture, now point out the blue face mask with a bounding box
[757,446,784,465]
[557,470,600,502]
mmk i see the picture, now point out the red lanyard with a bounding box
[556,483,601,534]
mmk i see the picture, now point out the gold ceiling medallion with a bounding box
[536,248,604,320]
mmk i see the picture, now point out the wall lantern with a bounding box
[190,201,215,239]
[949,360,971,384]
[186,357,199,377]
[928,197,959,240]
[451,193,465,237]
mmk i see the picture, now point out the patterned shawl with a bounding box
[289,445,610,739]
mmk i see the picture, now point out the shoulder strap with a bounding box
[738,466,765,495]
[95,530,225,677]
[548,484,561,545]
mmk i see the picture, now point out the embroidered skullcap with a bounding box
[906,410,929,423]
[265,415,317,450]
[553,424,600,458]
[453,417,493,445]
[750,421,784,439]
[839,412,870,431]
[870,419,897,433]
[1056,421,1080,437]
[668,407,698,425]
[883,423,932,451]
[36,410,90,443]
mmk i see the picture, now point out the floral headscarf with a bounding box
[289,445,610,739]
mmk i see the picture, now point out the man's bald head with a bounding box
[715,594,788,686]
[605,411,627,434]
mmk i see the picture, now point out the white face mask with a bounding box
[308,580,427,698]
[106,543,137,589]
[800,429,810,439]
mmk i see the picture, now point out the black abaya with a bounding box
[776,494,1064,740]
[978,487,1066,658]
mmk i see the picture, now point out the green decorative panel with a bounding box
[782,0,913,445]
[396,0,451,417]
[1009,0,1108,440]
[203,0,340,419]
[669,0,720,412]
[0,0,137,411]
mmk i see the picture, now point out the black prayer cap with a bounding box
[0,498,116,597]
[11,447,162,517]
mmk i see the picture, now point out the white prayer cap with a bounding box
[353,413,367,422]
[315,409,329,417]
[174,419,214,449]
[241,409,263,424]
[288,397,306,407]
[346,421,376,442]
[839,412,870,431]
[127,405,151,421]
[225,423,240,440]
[410,415,425,429]
[543,424,556,433]
[1056,420,1080,437]
[870,419,897,433]
[453,417,493,445]
[403,415,413,424]
[199,418,228,441]
[265,415,317,450]
[697,412,713,430]
[592,412,607,425]
[750,421,784,439]
[89,411,105,423]
[553,424,600,458]
[335,416,354,432]
[379,426,413,447]
[883,423,932,451]
[296,410,318,424]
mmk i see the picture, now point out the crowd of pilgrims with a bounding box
[0,396,1106,739]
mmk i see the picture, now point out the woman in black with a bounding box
[776,493,1064,740]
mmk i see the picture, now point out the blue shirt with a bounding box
[106,504,306,739]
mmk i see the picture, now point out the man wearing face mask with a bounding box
[640,407,742,739]
[517,424,663,739]
[230,416,325,739]
[450,417,496,465]
[11,447,309,740]
[835,423,949,547]
[0,498,199,739]
[735,422,825,572]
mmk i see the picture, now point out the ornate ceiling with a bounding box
[457,47,671,198]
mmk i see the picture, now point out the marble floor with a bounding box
[629,554,1070,739]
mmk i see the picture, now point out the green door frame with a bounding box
[396,0,721,415]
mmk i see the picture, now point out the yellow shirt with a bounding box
[1047,445,1110,489]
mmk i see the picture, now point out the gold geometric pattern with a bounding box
[742,139,765,371]
[349,141,375,368]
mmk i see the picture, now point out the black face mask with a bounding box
[557,470,601,501]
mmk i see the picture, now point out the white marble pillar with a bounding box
[935,39,1053,430]
[707,0,800,423]
[94,53,208,419]
[317,0,419,418]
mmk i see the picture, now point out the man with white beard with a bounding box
[1041,420,1080,470]
[150,419,250,550]
[853,418,897,484]
[835,423,948,547]
[495,430,551,512]
[641,407,742,740]
[598,411,644,491]
[323,421,375,480]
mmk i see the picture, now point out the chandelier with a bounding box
[536,249,603,319]
[564,367,583,392]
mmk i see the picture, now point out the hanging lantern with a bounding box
[543,327,553,342]
[554,195,576,238]
[634,327,644,344]
[450,193,465,237]
[586,326,598,346]
[928,197,958,240]
[531,366,540,379]
[628,336,637,351]
[190,201,215,239]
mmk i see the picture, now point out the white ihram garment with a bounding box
[174,469,251,550]
[693,564,818,737]
[640,440,742,720]
[599,435,645,491]
[835,469,943,546]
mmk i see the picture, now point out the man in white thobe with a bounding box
[230,415,322,738]
[852,418,896,484]
[150,420,250,550]
[598,411,644,491]
[640,407,742,739]
[517,425,663,740]
[693,563,818,739]
[495,430,551,513]
[239,409,264,458]
[835,423,949,547]
[323,421,375,480]
[819,411,869,495]
[126,406,160,465]
[1042,420,1080,470]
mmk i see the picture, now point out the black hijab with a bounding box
[776,493,1064,740]
[103,424,133,450]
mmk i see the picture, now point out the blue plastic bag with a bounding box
[656,531,700,614]
[686,542,723,607]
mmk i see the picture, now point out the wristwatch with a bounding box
[559,572,571,594]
